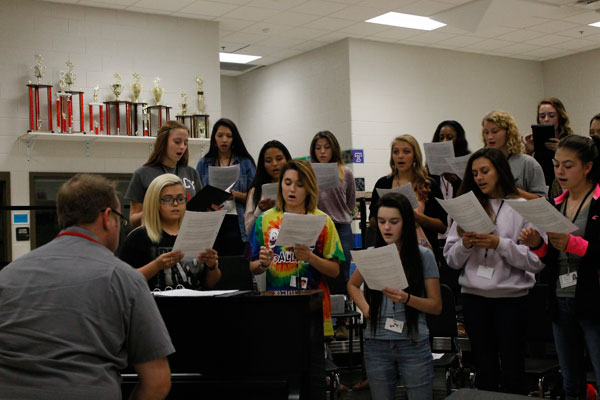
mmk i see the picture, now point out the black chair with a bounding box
[524,284,561,398]
[213,255,254,291]
[427,284,469,394]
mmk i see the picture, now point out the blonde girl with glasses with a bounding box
[119,174,221,291]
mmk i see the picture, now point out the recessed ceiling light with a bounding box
[219,52,261,64]
[589,21,600,28]
[366,11,446,31]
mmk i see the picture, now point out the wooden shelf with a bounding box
[19,131,210,160]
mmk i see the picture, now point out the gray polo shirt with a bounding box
[0,226,175,400]
[125,164,202,203]
[507,153,547,198]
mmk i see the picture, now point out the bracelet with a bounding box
[530,240,544,251]
[404,293,411,305]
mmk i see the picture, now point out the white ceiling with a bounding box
[43,0,600,71]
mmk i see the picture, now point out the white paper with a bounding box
[350,244,408,290]
[436,191,495,234]
[261,183,278,200]
[208,165,240,190]
[376,183,419,209]
[274,212,327,247]
[311,163,339,189]
[424,142,455,175]
[504,197,578,234]
[447,154,471,179]
[173,209,227,256]
[153,289,238,297]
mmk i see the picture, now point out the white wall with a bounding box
[0,0,220,258]
[348,39,544,190]
[220,75,240,124]
[542,48,600,136]
[235,40,352,161]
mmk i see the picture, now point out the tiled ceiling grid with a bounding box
[42,0,600,69]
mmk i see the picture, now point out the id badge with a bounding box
[300,277,308,289]
[559,272,577,288]
[477,265,494,280]
[384,318,404,334]
[290,276,297,288]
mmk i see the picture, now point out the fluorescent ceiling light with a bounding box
[366,11,446,31]
[219,52,261,64]
[589,21,600,28]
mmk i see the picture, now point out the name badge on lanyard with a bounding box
[385,318,404,333]
[477,265,494,279]
[559,271,577,288]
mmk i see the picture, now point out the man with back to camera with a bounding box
[0,174,174,399]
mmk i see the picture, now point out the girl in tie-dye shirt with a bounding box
[249,160,345,337]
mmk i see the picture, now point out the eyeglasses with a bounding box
[101,208,129,228]
[160,196,187,205]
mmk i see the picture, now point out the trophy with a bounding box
[64,60,76,91]
[131,72,142,103]
[153,77,163,105]
[196,76,205,114]
[180,92,188,115]
[112,73,123,101]
[32,54,45,84]
[89,85,104,134]
[93,85,100,103]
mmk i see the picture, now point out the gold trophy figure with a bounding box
[112,73,123,101]
[64,61,76,91]
[32,54,45,84]
[180,92,188,115]
[153,77,163,105]
[131,73,142,103]
[195,76,205,114]
[93,85,100,103]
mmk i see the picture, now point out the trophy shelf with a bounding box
[19,132,209,160]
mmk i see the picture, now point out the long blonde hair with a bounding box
[481,110,524,155]
[142,174,185,243]
[276,160,319,213]
[389,135,431,201]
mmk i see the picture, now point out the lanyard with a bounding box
[56,231,102,245]
[484,200,505,266]
[160,164,179,177]
[561,187,594,223]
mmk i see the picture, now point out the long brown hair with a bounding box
[537,97,573,139]
[388,135,431,201]
[145,120,190,167]
[310,130,345,180]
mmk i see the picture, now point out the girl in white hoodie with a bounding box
[443,147,546,394]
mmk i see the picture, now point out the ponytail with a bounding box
[558,135,600,184]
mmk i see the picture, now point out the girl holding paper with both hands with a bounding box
[119,174,221,291]
[248,160,344,338]
[347,192,441,400]
[443,148,546,395]
[519,135,600,400]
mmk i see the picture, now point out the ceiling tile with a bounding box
[303,16,356,31]
[217,17,257,31]
[241,22,291,35]
[523,46,567,58]
[178,1,239,16]
[78,1,129,8]
[340,21,391,35]
[221,5,281,20]
[404,31,455,44]
[497,29,544,42]
[369,27,421,41]
[395,0,458,16]
[466,38,514,50]
[528,19,580,34]
[219,39,248,52]
[551,38,596,50]
[524,33,572,46]
[473,26,515,38]
[290,1,348,16]
[329,5,383,21]
[222,30,269,43]
[245,0,306,10]
[281,27,330,40]
[312,31,351,42]
[435,35,485,47]
[291,39,329,51]
[242,43,284,55]
[494,42,539,55]
[499,16,549,29]
[262,11,321,26]
[558,27,600,39]
[130,0,195,12]
[563,11,600,25]
[255,35,307,47]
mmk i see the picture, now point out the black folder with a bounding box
[186,185,232,212]
[531,124,555,153]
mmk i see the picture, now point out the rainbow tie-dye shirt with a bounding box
[250,208,345,337]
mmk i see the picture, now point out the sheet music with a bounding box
[274,212,327,247]
[311,163,339,189]
[424,141,455,175]
[447,154,471,179]
[505,197,578,234]
[153,289,238,297]
[376,183,419,209]
[208,165,240,190]
[173,209,226,255]
[436,191,495,234]
[350,244,408,290]
[261,183,278,200]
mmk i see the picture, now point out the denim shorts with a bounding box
[364,337,434,400]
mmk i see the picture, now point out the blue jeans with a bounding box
[364,338,434,400]
[553,297,600,400]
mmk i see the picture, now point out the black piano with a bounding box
[122,290,326,400]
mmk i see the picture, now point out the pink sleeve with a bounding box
[565,235,588,257]
[532,242,548,258]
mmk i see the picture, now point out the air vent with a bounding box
[220,62,259,72]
